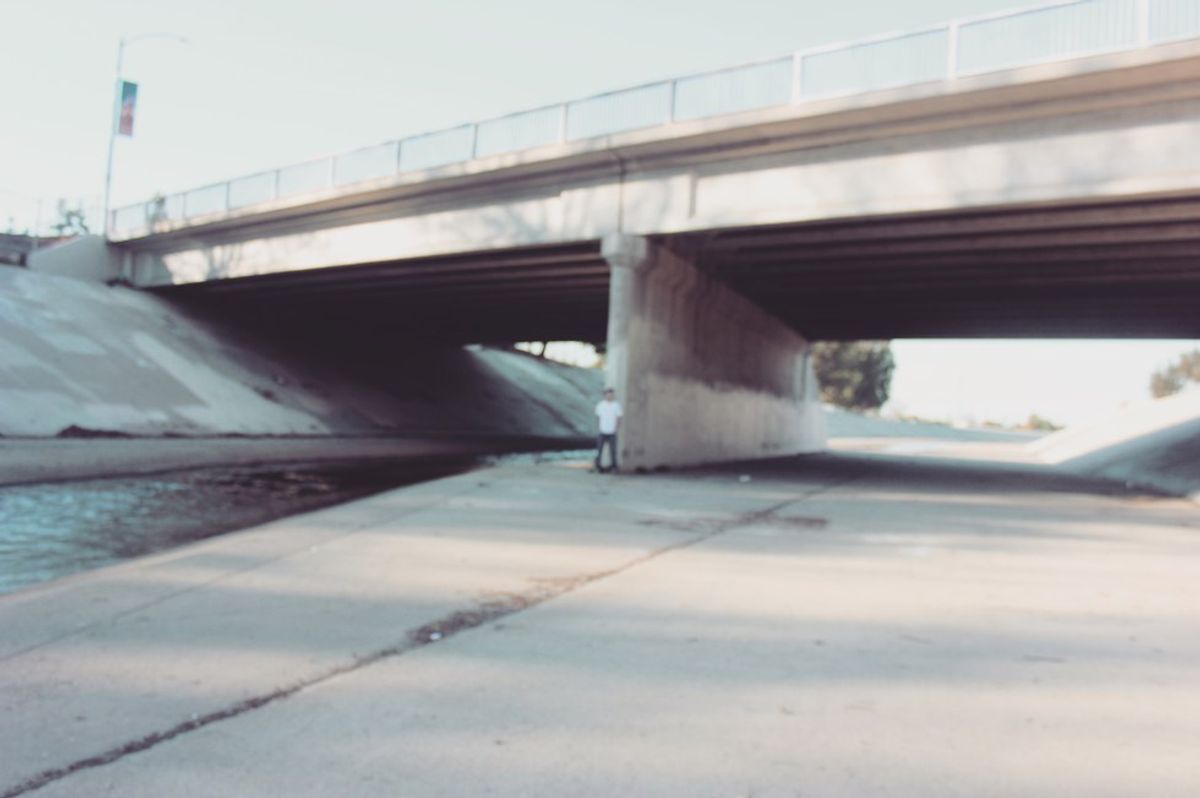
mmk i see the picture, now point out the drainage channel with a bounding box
[0,458,474,597]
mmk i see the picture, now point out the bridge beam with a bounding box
[602,234,825,470]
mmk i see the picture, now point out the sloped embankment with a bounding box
[1029,389,1200,498]
[0,267,602,440]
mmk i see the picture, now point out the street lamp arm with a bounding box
[122,32,192,47]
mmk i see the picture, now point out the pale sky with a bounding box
[887,340,1193,428]
[2,0,1196,427]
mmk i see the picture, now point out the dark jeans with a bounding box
[595,433,619,472]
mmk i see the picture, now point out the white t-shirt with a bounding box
[595,399,623,434]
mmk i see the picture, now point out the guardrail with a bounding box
[110,0,1200,238]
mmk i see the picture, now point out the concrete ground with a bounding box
[828,436,1040,463]
[2,453,1198,797]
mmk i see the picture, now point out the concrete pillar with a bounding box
[602,234,825,470]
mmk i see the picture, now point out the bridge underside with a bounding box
[153,242,614,345]
[154,195,1200,343]
[703,194,1200,339]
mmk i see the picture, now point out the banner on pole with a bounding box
[117,81,138,136]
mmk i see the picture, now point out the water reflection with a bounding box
[0,460,469,596]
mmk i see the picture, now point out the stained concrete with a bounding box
[2,454,1197,797]
[603,235,825,470]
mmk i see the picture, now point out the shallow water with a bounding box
[0,460,470,596]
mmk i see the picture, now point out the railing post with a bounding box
[668,80,678,123]
[791,51,804,102]
[223,182,231,213]
[272,169,281,201]
[558,103,569,143]
[946,21,960,79]
[1136,0,1151,45]
[470,123,480,159]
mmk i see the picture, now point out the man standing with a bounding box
[594,388,623,473]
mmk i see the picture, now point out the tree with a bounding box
[811,341,895,411]
[50,200,90,236]
[1150,349,1200,398]
[1024,414,1061,432]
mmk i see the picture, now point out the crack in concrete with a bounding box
[2,471,858,797]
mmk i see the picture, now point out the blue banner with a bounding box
[117,81,138,136]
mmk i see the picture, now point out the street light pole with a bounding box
[101,38,126,239]
[101,32,189,239]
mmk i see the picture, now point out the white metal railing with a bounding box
[110,0,1200,238]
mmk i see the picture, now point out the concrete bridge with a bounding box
[34,0,1200,469]
[103,3,1200,343]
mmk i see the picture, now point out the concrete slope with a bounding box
[296,345,604,440]
[825,405,1037,442]
[0,267,326,436]
[1030,388,1200,497]
[0,268,602,439]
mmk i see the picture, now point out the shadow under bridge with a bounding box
[149,241,613,346]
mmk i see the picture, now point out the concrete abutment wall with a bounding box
[0,266,603,440]
[602,234,826,470]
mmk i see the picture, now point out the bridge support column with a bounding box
[602,234,825,470]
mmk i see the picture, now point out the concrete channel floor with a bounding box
[1,453,1198,797]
